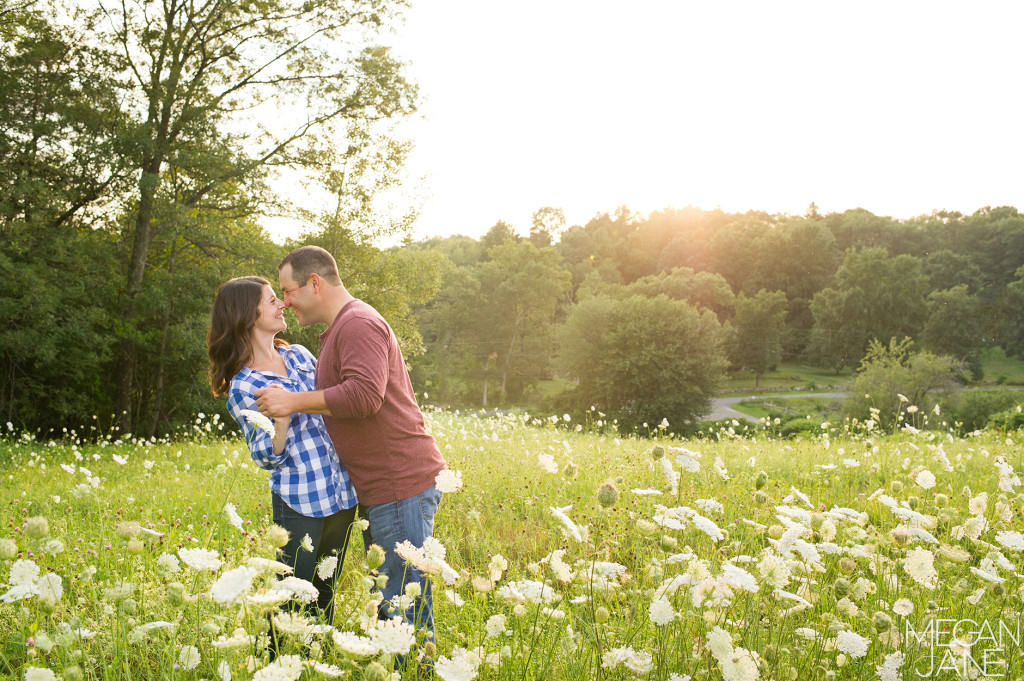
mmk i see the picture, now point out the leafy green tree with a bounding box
[923,250,984,294]
[728,290,788,388]
[625,268,735,321]
[474,241,571,404]
[706,215,773,294]
[994,264,1024,359]
[92,0,417,429]
[749,218,841,358]
[0,6,130,430]
[921,285,986,379]
[557,294,727,432]
[948,207,1024,302]
[406,256,483,404]
[479,220,520,256]
[529,207,565,247]
[807,247,930,371]
[842,337,962,429]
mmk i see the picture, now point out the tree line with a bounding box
[6,2,1024,437]
[404,204,1024,432]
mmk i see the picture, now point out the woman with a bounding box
[208,276,358,621]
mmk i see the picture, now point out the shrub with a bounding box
[945,390,1022,433]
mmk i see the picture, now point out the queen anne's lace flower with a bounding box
[549,506,587,542]
[893,598,914,616]
[177,548,222,572]
[9,559,39,587]
[904,547,938,589]
[177,645,201,670]
[996,530,1024,551]
[876,651,904,681]
[238,409,276,437]
[252,654,304,681]
[435,647,482,681]
[836,630,869,658]
[368,617,416,656]
[212,628,256,651]
[209,566,258,604]
[435,468,464,493]
[275,576,319,603]
[915,469,936,489]
[649,596,674,625]
[332,630,379,658]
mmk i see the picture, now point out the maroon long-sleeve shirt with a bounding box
[316,299,446,506]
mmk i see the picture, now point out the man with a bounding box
[254,245,447,642]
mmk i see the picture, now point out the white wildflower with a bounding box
[209,566,258,604]
[177,548,222,572]
[649,596,675,625]
[223,503,244,530]
[238,409,276,437]
[435,468,464,493]
[836,629,869,658]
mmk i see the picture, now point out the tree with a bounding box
[807,247,930,371]
[557,294,728,432]
[728,290,788,388]
[748,218,841,358]
[473,241,571,404]
[923,250,983,294]
[921,285,985,379]
[625,268,735,321]
[842,337,962,430]
[994,264,1024,359]
[0,6,130,430]
[529,206,565,247]
[93,0,417,430]
[479,220,519,256]
[706,215,773,294]
[406,256,483,404]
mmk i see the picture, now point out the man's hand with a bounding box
[255,385,294,418]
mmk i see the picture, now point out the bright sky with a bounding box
[279,1,1024,242]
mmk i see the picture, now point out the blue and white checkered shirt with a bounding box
[227,344,358,517]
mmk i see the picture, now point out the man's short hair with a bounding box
[279,245,342,286]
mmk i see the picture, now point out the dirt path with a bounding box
[706,392,848,422]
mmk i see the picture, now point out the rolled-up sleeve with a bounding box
[227,382,290,469]
[322,314,390,419]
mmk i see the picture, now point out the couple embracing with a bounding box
[207,245,446,650]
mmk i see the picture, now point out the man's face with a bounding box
[279,263,316,327]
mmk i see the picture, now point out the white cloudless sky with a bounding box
[275,1,1024,242]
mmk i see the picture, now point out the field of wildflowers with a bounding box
[3,406,1024,681]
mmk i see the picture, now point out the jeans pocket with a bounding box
[418,487,442,524]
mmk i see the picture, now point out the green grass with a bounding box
[720,363,853,394]
[3,412,1024,680]
[978,346,1024,386]
[730,396,842,421]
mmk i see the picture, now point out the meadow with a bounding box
[3,407,1024,681]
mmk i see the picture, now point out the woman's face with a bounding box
[254,284,287,336]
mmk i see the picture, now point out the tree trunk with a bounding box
[147,248,176,437]
[114,164,161,431]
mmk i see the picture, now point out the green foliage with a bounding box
[944,390,1023,433]
[987,405,1024,432]
[807,247,930,371]
[727,289,788,386]
[921,284,986,379]
[0,0,418,434]
[842,337,962,428]
[557,294,728,431]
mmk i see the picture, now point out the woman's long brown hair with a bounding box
[207,276,288,397]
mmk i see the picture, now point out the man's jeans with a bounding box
[363,484,443,635]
